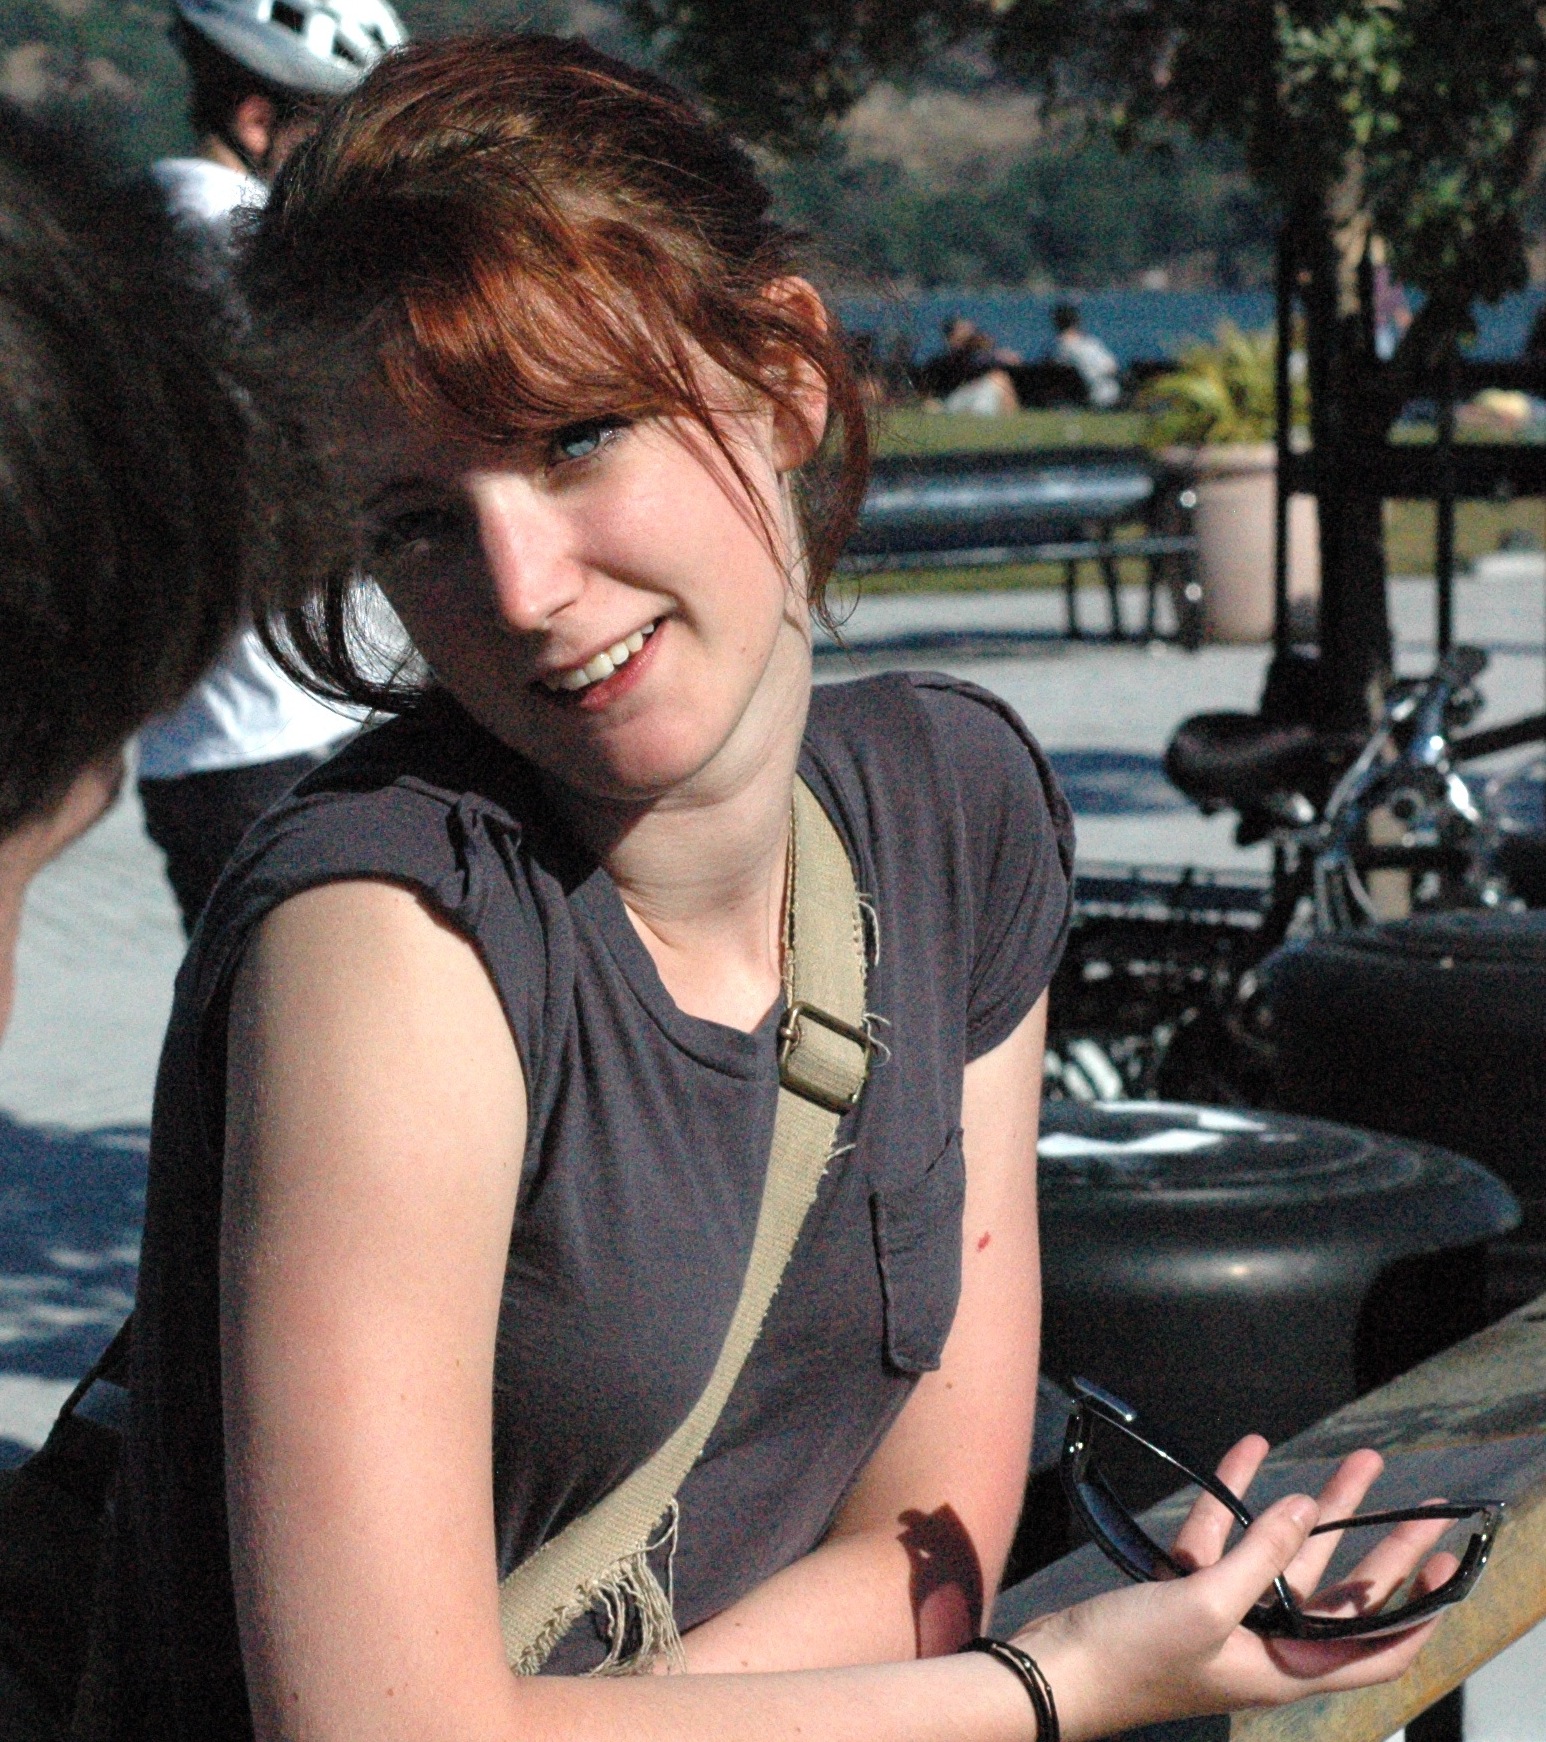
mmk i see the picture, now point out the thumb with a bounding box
[1193,1494,1318,1624]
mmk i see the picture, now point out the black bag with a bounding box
[0,1323,128,1740]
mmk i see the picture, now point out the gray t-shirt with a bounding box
[109,670,1073,1738]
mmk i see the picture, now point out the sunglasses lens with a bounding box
[1247,1509,1493,1639]
[1075,1466,1181,1582]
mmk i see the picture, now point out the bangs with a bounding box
[376,186,798,447]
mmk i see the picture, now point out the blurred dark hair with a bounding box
[240,33,871,714]
[1052,303,1080,332]
[0,102,273,836]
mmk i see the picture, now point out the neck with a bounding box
[198,134,259,179]
[550,635,811,1033]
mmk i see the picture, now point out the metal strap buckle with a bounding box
[778,999,872,1114]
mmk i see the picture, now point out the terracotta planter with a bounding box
[1166,444,1320,644]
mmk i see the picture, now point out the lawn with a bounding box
[855,408,1546,594]
[873,408,1148,456]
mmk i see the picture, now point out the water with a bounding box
[838,287,1546,366]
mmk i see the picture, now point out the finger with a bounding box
[1413,1549,1462,1594]
[1172,1435,1269,1571]
[1188,1491,1319,1628]
[1300,1490,1461,1620]
[1281,1449,1385,1596]
[1266,1612,1443,1688]
[1302,1516,1457,1619]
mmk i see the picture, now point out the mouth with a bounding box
[536,619,661,701]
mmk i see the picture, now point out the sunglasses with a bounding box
[1060,1377,1503,1641]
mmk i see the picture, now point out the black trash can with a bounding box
[1034,1099,1517,1516]
[1260,910,1546,1308]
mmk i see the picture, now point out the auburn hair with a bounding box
[242,33,871,712]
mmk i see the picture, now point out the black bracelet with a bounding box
[961,1637,1061,1742]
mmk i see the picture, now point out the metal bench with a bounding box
[838,446,1201,645]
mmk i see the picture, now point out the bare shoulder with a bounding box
[220,881,530,1735]
[224,876,527,1251]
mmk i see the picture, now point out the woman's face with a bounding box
[341,364,824,814]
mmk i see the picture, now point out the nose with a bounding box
[469,472,585,635]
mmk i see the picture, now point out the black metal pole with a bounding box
[1436,342,1457,656]
[1274,226,1294,659]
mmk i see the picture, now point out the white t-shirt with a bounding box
[136,159,358,781]
[1055,328,1122,409]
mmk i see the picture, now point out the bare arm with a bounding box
[681,995,1046,1672]
[222,883,1453,1742]
[222,880,1042,1742]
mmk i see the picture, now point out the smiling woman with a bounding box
[98,33,1466,1742]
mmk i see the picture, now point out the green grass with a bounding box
[1384,498,1546,578]
[873,408,1148,456]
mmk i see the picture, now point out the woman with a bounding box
[108,36,1458,1742]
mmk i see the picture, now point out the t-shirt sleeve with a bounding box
[908,674,1075,1061]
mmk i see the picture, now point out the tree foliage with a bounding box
[626,0,977,150]
[629,0,1546,721]
[1275,1,1546,305]
[768,125,1273,290]
[631,0,1546,313]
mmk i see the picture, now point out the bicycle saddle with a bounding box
[1164,712,1326,812]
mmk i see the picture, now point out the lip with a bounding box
[533,617,664,711]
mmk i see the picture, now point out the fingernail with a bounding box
[1286,1496,1318,1529]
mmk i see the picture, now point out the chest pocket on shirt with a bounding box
[870,1130,966,1374]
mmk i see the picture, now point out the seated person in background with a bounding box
[916,316,1021,414]
[0,101,280,1032]
[1051,302,1121,408]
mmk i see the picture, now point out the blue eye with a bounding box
[550,419,625,465]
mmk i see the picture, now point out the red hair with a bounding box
[243,34,870,711]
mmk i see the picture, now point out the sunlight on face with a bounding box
[341,371,824,818]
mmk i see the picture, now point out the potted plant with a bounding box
[1141,324,1319,645]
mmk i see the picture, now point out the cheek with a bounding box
[379,564,492,669]
[613,438,784,582]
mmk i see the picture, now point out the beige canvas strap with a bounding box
[497,777,871,1675]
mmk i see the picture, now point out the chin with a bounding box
[551,714,743,806]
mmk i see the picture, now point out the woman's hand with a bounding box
[1010,1439,1460,1742]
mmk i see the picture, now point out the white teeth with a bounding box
[542,620,658,693]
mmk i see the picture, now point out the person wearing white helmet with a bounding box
[136,0,408,933]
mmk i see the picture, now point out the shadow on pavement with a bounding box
[0,1115,145,1465]
[1046,749,1191,816]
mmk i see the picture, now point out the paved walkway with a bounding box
[0,572,1540,1738]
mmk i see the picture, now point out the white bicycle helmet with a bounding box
[173,0,408,96]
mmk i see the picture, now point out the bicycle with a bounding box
[1045,645,1546,1103]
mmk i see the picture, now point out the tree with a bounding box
[631,0,1546,726]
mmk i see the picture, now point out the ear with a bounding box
[761,276,832,473]
[230,92,279,167]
